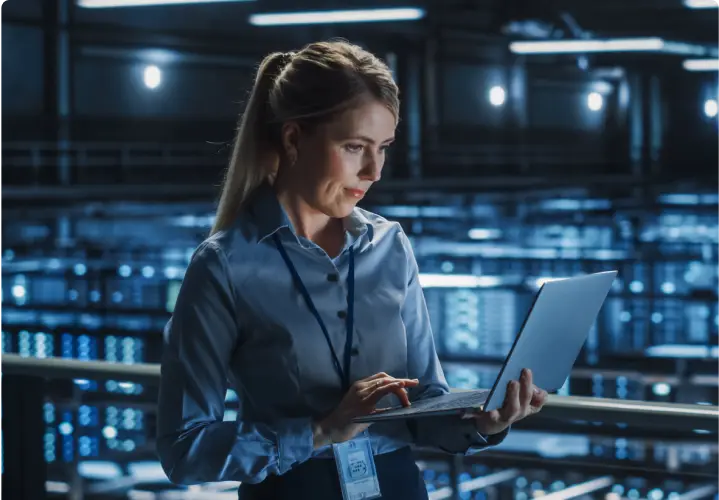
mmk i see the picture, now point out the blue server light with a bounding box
[118,265,132,278]
[44,431,56,463]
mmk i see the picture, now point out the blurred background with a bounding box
[2,0,718,499]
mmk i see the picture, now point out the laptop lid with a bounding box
[481,270,617,412]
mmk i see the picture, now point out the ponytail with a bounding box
[211,52,289,235]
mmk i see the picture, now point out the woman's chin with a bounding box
[324,201,357,219]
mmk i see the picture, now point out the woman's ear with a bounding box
[281,121,301,166]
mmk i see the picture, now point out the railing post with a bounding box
[2,375,48,499]
[67,384,84,500]
[449,453,463,500]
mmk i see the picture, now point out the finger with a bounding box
[356,377,391,396]
[364,381,410,407]
[360,381,399,404]
[357,377,418,396]
[499,381,521,423]
[362,381,412,407]
[370,382,410,406]
[359,379,399,397]
[363,372,389,382]
[519,369,533,413]
[467,409,502,434]
[375,377,419,387]
[357,376,395,393]
[530,389,548,410]
[484,409,502,425]
[392,387,411,407]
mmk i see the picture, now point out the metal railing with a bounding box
[3,353,718,500]
[4,353,718,432]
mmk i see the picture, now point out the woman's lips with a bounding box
[345,188,366,199]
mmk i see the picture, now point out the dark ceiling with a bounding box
[4,0,717,45]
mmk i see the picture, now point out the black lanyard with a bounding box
[272,233,355,392]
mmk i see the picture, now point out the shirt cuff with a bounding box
[276,417,315,474]
[467,425,510,455]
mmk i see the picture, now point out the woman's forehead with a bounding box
[322,101,397,140]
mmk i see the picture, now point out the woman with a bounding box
[157,40,548,500]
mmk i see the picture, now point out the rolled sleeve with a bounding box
[157,240,315,485]
[277,417,316,474]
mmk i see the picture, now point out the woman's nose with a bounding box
[360,156,382,182]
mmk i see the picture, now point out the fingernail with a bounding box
[533,387,540,394]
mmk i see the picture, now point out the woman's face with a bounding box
[283,98,396,218]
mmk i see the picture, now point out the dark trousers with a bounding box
[239,446,429,500]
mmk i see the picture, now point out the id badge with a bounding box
[332,432,382,500]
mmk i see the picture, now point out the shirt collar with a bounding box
[248,182,292,242]
[344,207,373,243]
[249,182,373,243]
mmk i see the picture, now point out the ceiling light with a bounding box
[511,38,664,54]
[683,58,719,71]
[143,65,162,89]
[587,92,604,111]
[510,38,708,56]
[704,99,718,118]
[249,8,425,26]
[683,0,718,9]
[78,0,252,8]
[488,86,506,107]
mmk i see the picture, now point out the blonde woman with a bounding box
[157,40,548,500]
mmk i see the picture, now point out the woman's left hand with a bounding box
[462,368,548,436]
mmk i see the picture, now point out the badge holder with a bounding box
[332,430,382,500]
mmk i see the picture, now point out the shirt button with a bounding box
[327,273,339,282]
[337,310,347,319]
[351,347,359,356]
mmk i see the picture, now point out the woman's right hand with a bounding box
[313,372,419,448]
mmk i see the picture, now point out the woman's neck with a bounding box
[276,188,330,240]
[274,185,344,257]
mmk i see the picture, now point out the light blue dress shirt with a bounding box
[156,183,509,486]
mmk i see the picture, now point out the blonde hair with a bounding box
[211,40,400,235]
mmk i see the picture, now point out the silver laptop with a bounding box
[353,270,618,423]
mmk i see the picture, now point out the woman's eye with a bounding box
[345,144,364,154]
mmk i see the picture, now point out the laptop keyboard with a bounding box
[384,389,490,416]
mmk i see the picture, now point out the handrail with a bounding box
[3,353,718,432]
[3,354,161,384]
